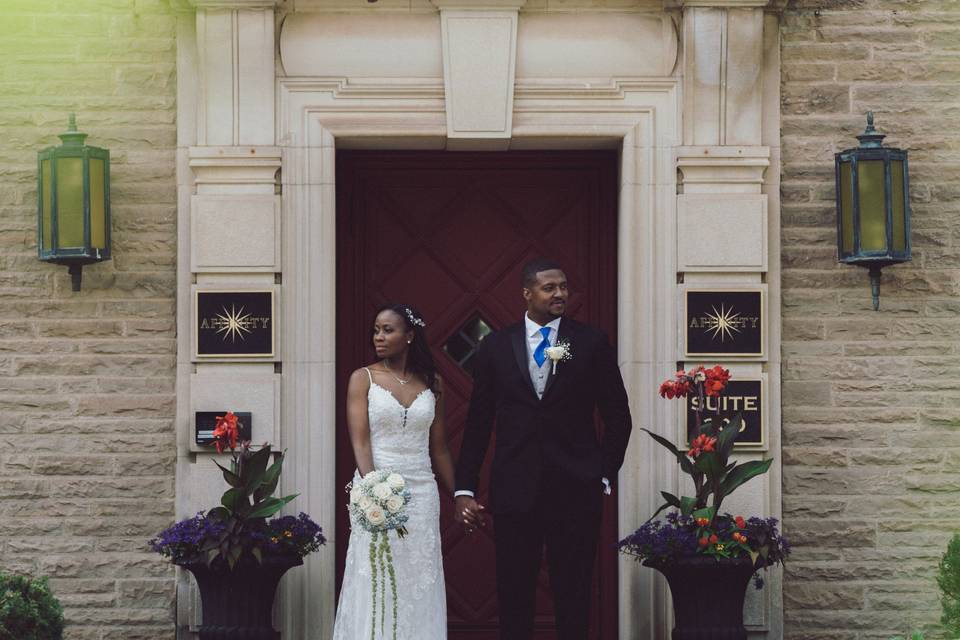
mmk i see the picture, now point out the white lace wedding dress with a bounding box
[332,369,447,639]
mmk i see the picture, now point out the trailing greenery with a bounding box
[939,534,960,636]
[889,633,924,640]
[0,572,64,640]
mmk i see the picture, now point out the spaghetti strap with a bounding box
[363,367,373,384]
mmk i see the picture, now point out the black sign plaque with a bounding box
[194,290,275,358]
[686,379,764,448]
[684,288,765,358]
[195,411,252,446]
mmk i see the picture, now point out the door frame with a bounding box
[277,78,681,640]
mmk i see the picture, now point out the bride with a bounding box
[332,303,454,639]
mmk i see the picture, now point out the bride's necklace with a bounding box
[382,360,410,385]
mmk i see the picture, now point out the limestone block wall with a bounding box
[780,2,960,638]
[0,2,179,639]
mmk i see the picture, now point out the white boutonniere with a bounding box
[544,339,573,374]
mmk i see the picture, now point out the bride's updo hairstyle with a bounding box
[373,303,439,394]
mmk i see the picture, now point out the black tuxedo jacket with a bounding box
[455,317,632,515]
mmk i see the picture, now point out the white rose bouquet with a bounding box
[346,469,412,640]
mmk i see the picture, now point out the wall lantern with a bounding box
[835,111,911,311]
[37,114,111,292]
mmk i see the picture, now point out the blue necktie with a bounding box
[533,326,551,367]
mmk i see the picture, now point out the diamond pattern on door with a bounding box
[336,151,619,640]
[443,315,494,377]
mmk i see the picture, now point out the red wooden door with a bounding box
[335,151,619,639]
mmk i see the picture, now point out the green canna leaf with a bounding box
[213,459,243,488]
[718,459,773,500]
[246,494,298,520]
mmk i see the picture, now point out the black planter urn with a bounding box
[178,555,303,640]
[645,556,756,640]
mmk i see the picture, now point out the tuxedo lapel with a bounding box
[510,324,538,399]
[541,318,575,401]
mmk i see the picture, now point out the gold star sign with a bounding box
[214,305,254,342]
[704,304,742,342]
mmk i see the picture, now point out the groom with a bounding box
[454,257,633,640]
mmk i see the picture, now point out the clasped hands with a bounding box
[454,495,486,535]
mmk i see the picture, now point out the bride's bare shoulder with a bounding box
[348,366,377,389]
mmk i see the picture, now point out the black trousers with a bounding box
[494,496,602,640]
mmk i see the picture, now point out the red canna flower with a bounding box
[657,365,730,400]
[212,411,240,453]
[703,365,731,397]
[699,536,709,547]
[688,434,718,459]
[659,378,693,399]
[709,534,718,544]
[735,516,746,529]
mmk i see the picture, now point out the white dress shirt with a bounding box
[525,313,561,399]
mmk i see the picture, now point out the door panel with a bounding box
[335,151,619,639]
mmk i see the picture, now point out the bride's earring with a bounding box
[407,340,412,344]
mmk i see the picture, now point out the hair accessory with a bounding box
[404,307,426,328]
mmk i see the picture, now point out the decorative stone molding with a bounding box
[189,146,282,188]
[676,145,769,193]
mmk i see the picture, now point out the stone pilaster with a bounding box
[190,0,279,147]
[672,1,782,635]
[178,2,284,636]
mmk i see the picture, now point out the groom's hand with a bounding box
[454,496,486,533]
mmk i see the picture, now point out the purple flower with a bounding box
[618,510,790,575]
[618,517,699,564]
[148,513,227,561]
[257,513,327,556]
[148,512,326,563]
